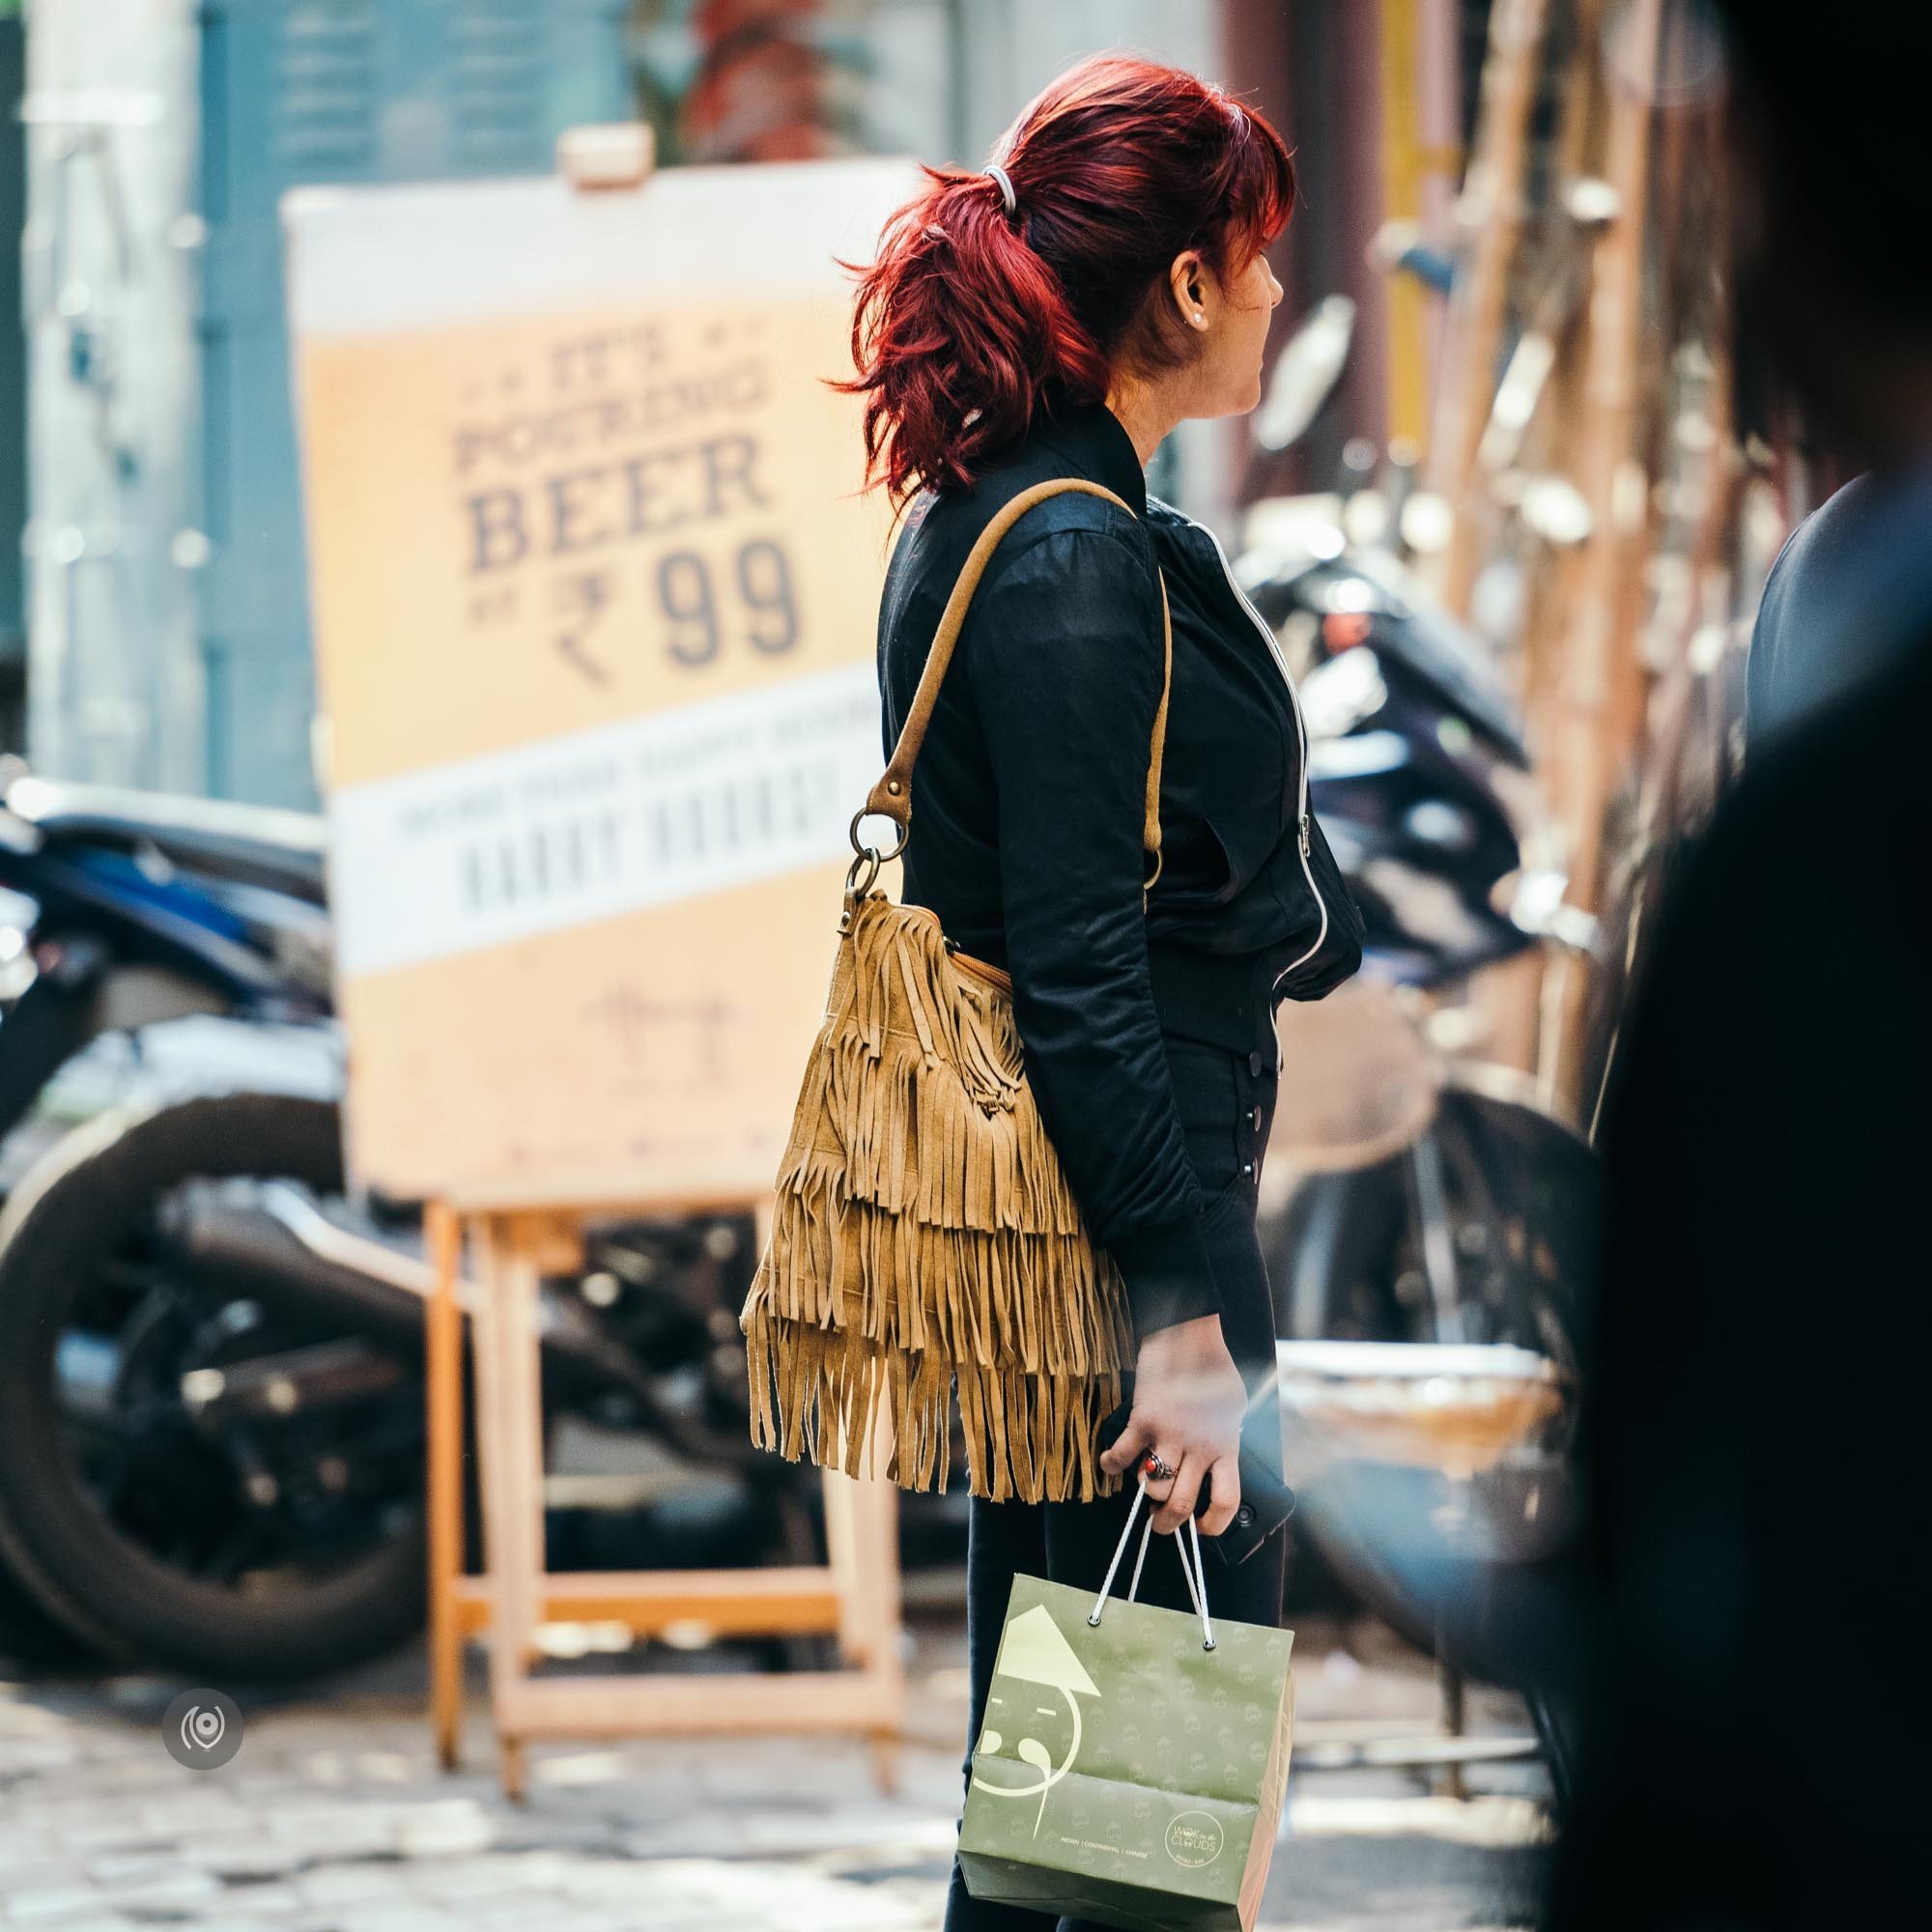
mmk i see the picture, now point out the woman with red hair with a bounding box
[851,56,1362,1926]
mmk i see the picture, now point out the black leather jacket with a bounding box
[875,400,1363,1338]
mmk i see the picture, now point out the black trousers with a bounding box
[942,1031,1288,1932]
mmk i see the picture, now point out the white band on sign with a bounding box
[327,661,883,980]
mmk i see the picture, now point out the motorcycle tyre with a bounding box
[0,1093,428,1684]
[1268,1090,1592,1792]
[0,1561,100,1673]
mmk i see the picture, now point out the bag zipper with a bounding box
[1177,508,1330,986]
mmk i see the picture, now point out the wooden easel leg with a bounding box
[471,1213,549,1802]
[850,1401,904,1794]
[468,1213,510,1789]
[501,1217,549,1669]
[426,1200,464,1772]
[822,1462,863,1669]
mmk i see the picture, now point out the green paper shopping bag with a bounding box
[956,1476,1296,1932]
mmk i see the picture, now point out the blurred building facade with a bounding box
[19,0,630,807]
[12,0,1481,808]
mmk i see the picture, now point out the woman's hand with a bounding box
[1097,1314,1247,1536]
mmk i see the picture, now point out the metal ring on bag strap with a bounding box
[1085,1472,1216,1650]
[845,807,912,898]
[849,809,910,865]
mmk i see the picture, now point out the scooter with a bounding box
[1236,311,1598,1792]
[1252,522,1595,1646]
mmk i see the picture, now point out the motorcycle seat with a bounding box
[4,777,327,904]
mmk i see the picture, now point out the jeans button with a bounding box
[1248,1049,1264,1076]
[1241,1161,1254,1177]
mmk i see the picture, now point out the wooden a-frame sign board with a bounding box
[284,143,920,1792]
[421,1198,902,1799]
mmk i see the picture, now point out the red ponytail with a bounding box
[838,54,1295,501]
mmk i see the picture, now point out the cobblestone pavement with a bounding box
[1,1609,1549,1931]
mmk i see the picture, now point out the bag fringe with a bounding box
[741,889,1133,1505]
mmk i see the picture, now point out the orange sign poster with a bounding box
[284,157,916,1206]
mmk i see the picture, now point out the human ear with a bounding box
[1169,249,1209,332]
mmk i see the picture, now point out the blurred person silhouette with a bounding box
[1545,6,1932,1927]
[1747,465,1932,742]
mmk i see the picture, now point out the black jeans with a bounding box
[942,1031,1287,1932]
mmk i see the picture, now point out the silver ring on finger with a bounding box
[1142,1450,1175,1483]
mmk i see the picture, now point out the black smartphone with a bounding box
[1094,1402,1296,1568]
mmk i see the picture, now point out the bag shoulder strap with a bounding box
[861,477,1173,889]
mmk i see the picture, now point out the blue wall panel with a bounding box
[195,0,630,805]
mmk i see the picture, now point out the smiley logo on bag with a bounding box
[972,1604,1101,1838]
[1165,1810,1225,1868]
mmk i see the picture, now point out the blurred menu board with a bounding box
[284,156,915,1205]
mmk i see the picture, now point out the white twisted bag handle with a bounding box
[1085,1472,1215,1650]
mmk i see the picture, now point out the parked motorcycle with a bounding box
[1235,309,1599,1782]
[0,766,836,1681]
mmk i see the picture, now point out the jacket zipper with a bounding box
[1180,510,1330,986]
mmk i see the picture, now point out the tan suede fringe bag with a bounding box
[739,478,1173,1506]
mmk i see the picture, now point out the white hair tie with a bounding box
[984,163,1017,217]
